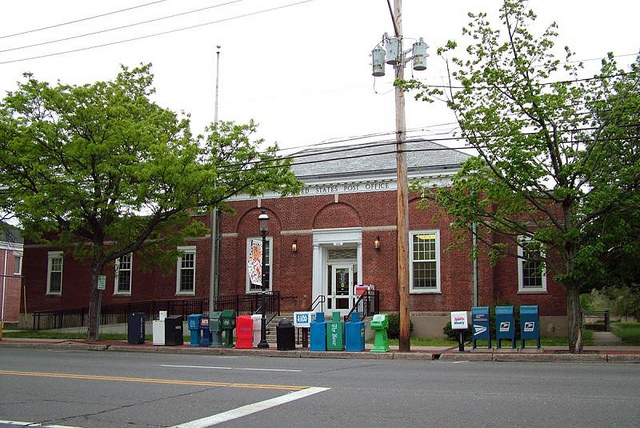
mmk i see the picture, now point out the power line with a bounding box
[0,0,168,40]
[0,0,244,54]
[0,0,316,65]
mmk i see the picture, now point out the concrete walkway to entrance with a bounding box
[592,331,625,346]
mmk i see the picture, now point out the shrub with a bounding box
[386,312,413,339]
[443,321,472,341]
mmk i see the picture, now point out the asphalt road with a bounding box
[1,348,639,427]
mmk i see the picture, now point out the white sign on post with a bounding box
[97,275,106,291]
[293,311,315,328]
[450,311,469,330]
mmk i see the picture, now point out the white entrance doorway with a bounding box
[325,247,358,316]
[311,228,362,316]
[328,263,354,315]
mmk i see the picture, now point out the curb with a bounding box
[1,341,639,363]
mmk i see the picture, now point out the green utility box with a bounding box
[326,311,345,351]
[220,309,236,348]
[370,313,390,353]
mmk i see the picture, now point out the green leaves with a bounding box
[0,64,301,264]
[409,2,639,302]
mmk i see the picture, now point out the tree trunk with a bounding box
[566,281,583,353]
[86,262,101,341]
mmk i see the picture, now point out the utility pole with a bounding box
[372,0,429,352]
[393,0,410,353]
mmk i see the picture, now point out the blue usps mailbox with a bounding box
[520,305,541,349]
[495,306,516,349]
[309,312,327,351]
[471,306,491,349]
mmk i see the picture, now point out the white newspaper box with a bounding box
[450,311,469,352]
[450,311,469,330]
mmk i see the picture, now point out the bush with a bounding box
[386,312,413,339]
[443,321,472,341]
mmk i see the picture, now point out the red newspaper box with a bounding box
[235,315,254,349]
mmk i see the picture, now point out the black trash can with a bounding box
[165,315,184,346]
[276,318,295,350]
[127,312,145,344]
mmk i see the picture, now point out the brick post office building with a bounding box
[21,142,567,336]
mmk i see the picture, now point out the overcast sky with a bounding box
[1,0,638,152]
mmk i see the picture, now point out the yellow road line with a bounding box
[0,370,307,391]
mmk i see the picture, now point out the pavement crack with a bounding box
[42,387,215,428]
[316,363,379,373]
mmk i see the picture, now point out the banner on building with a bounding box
[247,239,262,286]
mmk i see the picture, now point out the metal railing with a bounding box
[306,294,326,313]
[344,290,380,321]
[31,292,281,330]
[583,309,611,332]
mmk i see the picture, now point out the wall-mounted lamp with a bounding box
[374,236,381,251]
[291,239,298,253]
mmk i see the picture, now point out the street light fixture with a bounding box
[257,209,270,349]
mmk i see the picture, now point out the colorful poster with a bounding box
[247,239,262,286]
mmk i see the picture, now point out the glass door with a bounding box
[327,263,354,316]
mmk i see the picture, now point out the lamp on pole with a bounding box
[257,209,270,349]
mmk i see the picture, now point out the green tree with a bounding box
[407,2,639,352]
[0,64,300,340]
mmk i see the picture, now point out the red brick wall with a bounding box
[1,247,22,323]
[22,234,212,312]
[21,191,567,318]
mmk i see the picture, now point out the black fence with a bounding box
[31,292,281,331]
[584,310,611,332]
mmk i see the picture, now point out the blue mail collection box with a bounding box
[520,305,541,349]
[471,306,491,349]
[310,312,327,351]
[495,306,516,349]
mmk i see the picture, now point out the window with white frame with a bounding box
[114,253,132,295]
[14,252,22,275]
[47,251,63,295]
[518,237,547,292]
[176,246,196,295]
[246,237,271,292]
[410,230,441,293]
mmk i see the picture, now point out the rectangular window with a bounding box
[410,230,441,293]
[114,253,132,295]
[176,246,196,295]
[47,251,63,295]
[246,237,272,293]
[518,237,547,293]
[13,253,22,275]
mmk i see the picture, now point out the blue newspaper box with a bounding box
[199,315,212,347]
[520,305,541,349]
[310,312,327,351]
[188,314,202,346]
[345,312,365,352]
[495,306,516,349]
[471,306,491,349]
